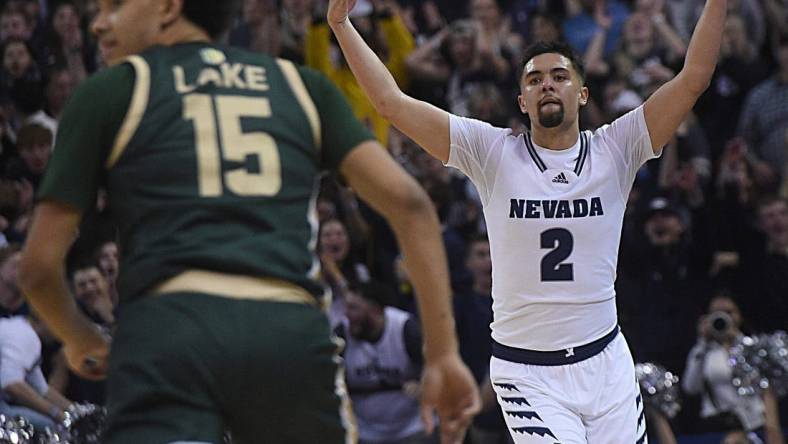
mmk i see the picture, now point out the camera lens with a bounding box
[712,316,729,332]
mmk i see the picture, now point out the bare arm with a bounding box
[19,202,109,379]
[329,1,451,163]
[763,388,786,444]
[340,141,480,442]
[19,202,90,345]
[645,409,678,444]
[643,0,726,153]
[341,142,455,358]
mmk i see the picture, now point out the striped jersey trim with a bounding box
[276,59,322,151]
[524,132,547,172]
[574,132,589,176]
[106,55,151,169]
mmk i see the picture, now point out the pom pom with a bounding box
[635,362,682,418]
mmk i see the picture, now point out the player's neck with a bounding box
[158,18,212,47]
[530,123,580,151]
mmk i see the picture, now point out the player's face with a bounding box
[91,0,162,66]
[518,53,588,129]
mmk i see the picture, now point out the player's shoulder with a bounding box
[72,62,135,99]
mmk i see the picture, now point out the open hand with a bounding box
[328,0,358,25]
[420,354,481,444]
[64,322,110,380]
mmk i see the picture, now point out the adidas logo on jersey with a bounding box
[552,172,569,184]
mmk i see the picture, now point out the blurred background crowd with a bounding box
[0,0,786,442]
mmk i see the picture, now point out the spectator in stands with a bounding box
[736,34,788,186]
[562,0,630,58]
[335,280,429,444]
[45,1,95,83]
[682,292,784,444]
[0,312,72,429]
[71,263,114,327]
[453,235,508,444]
[228,0,281,55]
[2,38,55,136]
[0,4,33,44]
[5,122,51,188]
[611,8,685,98]
[469,0,522,76]
[43,64,74,121]
[528,11,563,44]
[278,0,315,63]
[668,0,766,50]
[695,13,770,160]
[618,196,707,373]
[0,244,25,317]
[95,241,119,306]
[319,217,370,325]
[306,0,414,144]
[736,196,788,333]
[405,19,506,117]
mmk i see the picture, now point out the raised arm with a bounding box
[328,0,451,163]
[643,0,726,153]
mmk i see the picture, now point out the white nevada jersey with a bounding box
[447,106,658,351]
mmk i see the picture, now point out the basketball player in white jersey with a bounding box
[327,0,726,441]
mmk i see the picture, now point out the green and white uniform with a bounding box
[39,42,373,444]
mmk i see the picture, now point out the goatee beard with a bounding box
[538,105,565,128]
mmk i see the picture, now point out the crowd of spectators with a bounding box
[0,0,786,442]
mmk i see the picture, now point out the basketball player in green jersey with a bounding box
[17,1,480,443]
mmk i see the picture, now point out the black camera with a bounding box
[708,311,733,340]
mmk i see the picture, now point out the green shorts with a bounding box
[103,293,353,444]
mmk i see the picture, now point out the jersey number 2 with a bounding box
[540,228,574,281]
[184,94,281,197]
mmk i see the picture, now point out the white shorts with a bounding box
[490,332,647,443]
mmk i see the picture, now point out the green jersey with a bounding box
[38,42,374,302]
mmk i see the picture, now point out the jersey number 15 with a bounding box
[184,94,282,197]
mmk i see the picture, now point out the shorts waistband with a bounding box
[152,270,316,305]
[492,326,620,366]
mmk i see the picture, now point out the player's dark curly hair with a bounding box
[518,40,586,84]
[182,0,241,39]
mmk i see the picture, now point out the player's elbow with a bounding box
[387,180,437,224]
[680,68,712,97]
[374,90,404,121]
[18,252,53,298]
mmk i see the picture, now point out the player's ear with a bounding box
[578,86,589,107]
[159,0,183,30]
[517,94,528,114]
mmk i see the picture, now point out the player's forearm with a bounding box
[681,0,726,93]
[329,19,404,120]
[19,264,92,345]
[386,193,458,360]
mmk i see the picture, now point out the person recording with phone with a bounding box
[682,291,784,443]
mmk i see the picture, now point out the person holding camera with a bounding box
[682,292,784,443]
